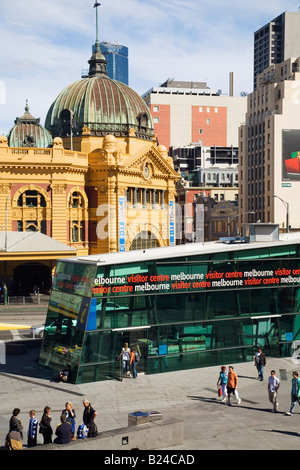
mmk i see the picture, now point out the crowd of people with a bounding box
[5,398,98,450]
[5,345,300,450]
[217,348,300,415]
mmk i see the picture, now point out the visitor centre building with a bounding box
[39,227,300,384]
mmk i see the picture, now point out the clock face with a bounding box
[143,165,150,178]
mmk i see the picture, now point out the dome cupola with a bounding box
[45,5,153,141]
[8,101,53,148]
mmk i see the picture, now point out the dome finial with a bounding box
[88,2,107,76]
[94,2,101,46]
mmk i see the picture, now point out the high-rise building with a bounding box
[99,41,129,85]
[253,11,300,89]
[239,56,300,231]
[143,79,247,150]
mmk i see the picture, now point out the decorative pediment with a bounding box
[121,146,179,180]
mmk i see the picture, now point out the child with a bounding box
[217,366,228,402]
[28,410,38,447]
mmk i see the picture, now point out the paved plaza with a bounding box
[0,345,300,451]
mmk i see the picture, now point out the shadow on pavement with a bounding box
[0,347,50,380]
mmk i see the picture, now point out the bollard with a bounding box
[3,284,7,305]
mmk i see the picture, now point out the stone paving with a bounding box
[1,347,300,450]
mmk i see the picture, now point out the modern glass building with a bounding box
[38,233,300,384]
[98,42,129,85]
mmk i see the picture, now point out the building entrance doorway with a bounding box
[13,263,52,295]
[112,326,150,380]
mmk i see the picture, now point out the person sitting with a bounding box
[54,414,72,444]
[51,365,72,383]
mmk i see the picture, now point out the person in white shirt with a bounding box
[268,370,280,412]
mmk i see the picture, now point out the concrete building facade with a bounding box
[254,11,300,89]
[142,80,247,150]
[239,56,300,232]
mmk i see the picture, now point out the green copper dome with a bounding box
[8,102,53,148]
[45,42,154,140]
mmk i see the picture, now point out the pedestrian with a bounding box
[227,366,241,405]
[254,347,266,381]
[267,370,280,413]
[39,406,53,444]
[83,398,98,437]
[217,366,228,402]
[118,342,131,376]
[27,410,38,447]
[130,347,138,379]
[9,408,23,438]
[285,371,300,416]
[5,430,22,450]
[54,414,72,444]
[51,364,72,383]
[62,401,76,440]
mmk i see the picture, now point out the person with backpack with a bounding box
[82,398,98,437]
[130,347,139,379]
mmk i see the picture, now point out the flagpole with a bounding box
[94,2,101,44]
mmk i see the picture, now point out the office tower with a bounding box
[239,57,300,231]
[253,11,300,89]
[100,41,129,85]
[143,79,246,150]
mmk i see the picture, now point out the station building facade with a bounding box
[39,233,300,383]
[0,39,179,294]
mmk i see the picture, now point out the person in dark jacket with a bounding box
[254,347,266,381]
[54,415,72,444]
[40,406,53,444]
[9,408,23,438]
[83,398,98,437]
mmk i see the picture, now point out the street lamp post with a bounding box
[227,211,255,237]
[273,195,289,233]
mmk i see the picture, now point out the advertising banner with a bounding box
[92,263,300,297]
[282,129,300,181]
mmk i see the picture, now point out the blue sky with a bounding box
[0,0,299,135]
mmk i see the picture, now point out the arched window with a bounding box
[15,189,47,234]
[129,231,160,250]
[68,190,87,243]
[17,190,46,208]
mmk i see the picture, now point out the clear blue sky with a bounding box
[0,0,299,135]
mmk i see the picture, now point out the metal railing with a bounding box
[6,295,50,305]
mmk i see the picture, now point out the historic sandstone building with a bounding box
[0,38,179,293]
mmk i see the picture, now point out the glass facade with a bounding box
[39,242,300,384]
[99,42,129,85]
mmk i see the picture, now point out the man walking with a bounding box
[254,347,266,381]
[267,370,280,413]
[285,371,300,416]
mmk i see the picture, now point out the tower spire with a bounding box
[88,2,107,77]
[94,2,101,52]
